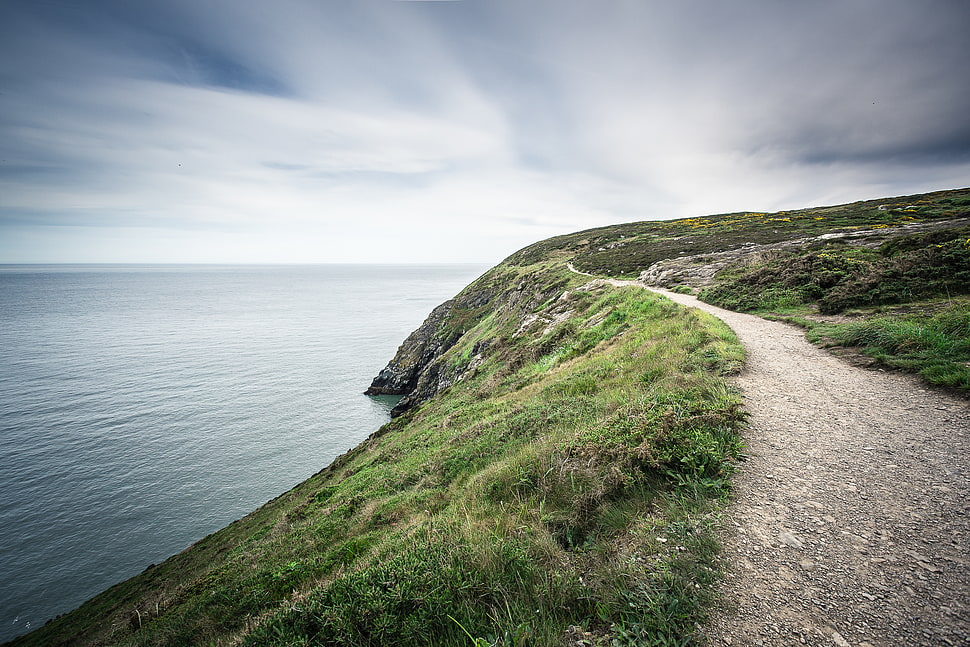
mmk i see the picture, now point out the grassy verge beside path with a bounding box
[794,300,970,391]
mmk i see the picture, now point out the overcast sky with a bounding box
[1,0,968,264]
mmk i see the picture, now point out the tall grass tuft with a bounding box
[808,302,970,389]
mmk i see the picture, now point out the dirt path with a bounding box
[650,288,970,647]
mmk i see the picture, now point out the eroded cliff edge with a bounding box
[364,262,573,416]
[363,283,497,417]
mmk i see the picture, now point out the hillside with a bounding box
[9,187,969,647]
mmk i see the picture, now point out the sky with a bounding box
[1,0,969,264]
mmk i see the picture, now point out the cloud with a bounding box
[1,0,968,263]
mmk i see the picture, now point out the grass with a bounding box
[686,194,970,394]
[698,228,970,315]
[15,186,969,647]
[14,262,745,647]
[804,300,970,390]
[510,188,970,278]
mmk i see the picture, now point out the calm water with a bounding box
[0,263,487,642]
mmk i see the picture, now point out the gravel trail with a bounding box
[652,289,970,647]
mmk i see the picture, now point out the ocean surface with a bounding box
[0,263,488,643]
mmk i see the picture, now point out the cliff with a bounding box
[365,187,970,418]
[362,282,503,416]
[363,300,458,405]
[10,187,969,647]
[363,267,571,416]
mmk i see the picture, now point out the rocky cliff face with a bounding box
[364,281,500,417]
[364,265,572,417]
[363,299,459,416]
[364,300,455,397]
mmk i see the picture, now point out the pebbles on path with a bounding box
[653,289,970,647]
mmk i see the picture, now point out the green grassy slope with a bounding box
[520,186,970,393]
[689,189,970,391]
[524,188,970,278]
[13,186,968,647]
[12,258,744,646]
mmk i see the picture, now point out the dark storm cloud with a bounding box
[1,0,968,263]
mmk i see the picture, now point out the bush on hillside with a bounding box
[701,229,970,314]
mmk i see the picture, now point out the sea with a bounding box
[0,263,488,643]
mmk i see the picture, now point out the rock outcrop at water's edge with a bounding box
[363,300,456,406]
[364,282,499,416]
[364,264,576,417]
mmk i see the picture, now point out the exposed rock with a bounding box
[638,217,970,289]
[364,299,457,399]
[364,292,485,417]
[564,625,598,646]
[827,628,851,647]
[364,270,571,417]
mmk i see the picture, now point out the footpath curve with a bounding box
[651,288,970,647]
